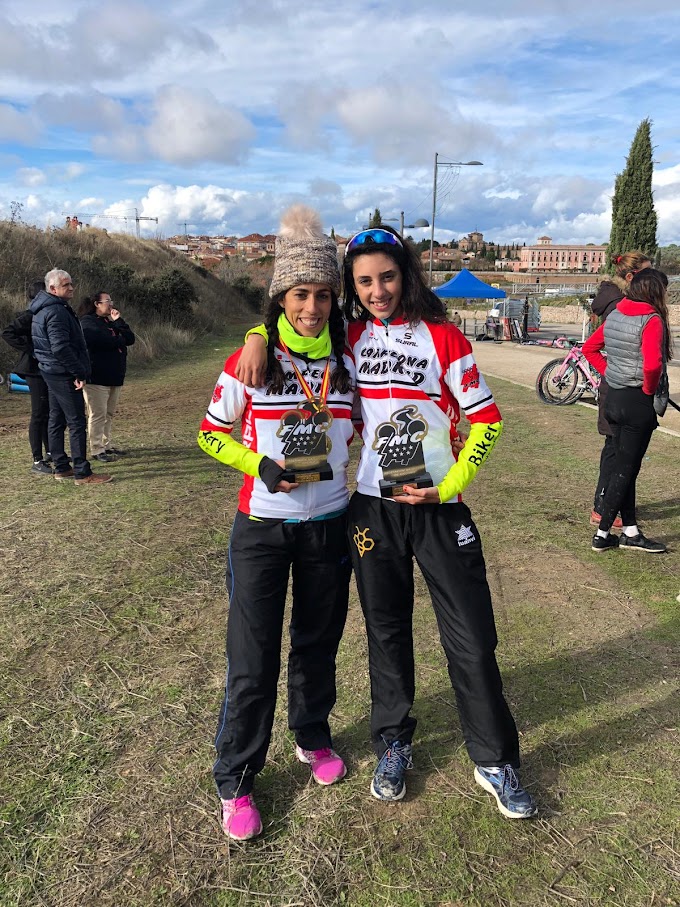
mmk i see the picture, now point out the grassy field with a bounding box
[0,330,678,907]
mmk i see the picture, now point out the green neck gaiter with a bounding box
[277,312,331,359]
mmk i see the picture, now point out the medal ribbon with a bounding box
[278,338,331,413]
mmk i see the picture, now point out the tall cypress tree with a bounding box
[607,118,657,272]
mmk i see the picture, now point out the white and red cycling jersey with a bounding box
[347,316,501,501]
[201,345,356,519]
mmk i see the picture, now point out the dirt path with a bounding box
[470,338,680,436]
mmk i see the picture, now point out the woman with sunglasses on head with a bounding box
[239,225,536,819]
[588,251,651,527]
[198,206,355,842]
[583,268,671,554]
[78,292,135,462]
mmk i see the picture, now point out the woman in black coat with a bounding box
[78,292,135,462]
[1,279,52,474]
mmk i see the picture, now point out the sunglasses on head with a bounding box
[346,228,403,254]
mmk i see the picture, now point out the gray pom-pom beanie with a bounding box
[268,205,341,298]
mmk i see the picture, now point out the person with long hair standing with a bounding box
[583,269,671,553]
[589,251,651,526]
[340,227,536,816]
[2,279,52,474]
[198,206,355,841]
[78,292,135,462]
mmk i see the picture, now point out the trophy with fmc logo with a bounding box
[373,405,433,498]
[277,344,333,483]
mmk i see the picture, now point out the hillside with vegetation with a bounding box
[0,222,259,376]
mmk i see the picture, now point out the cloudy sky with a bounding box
[1,0,679,246]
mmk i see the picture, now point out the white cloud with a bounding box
[0,102,39,143]
[17,167,46,187]
[145,85,255,166]
[2,1,680,246]
[62,162,86,180]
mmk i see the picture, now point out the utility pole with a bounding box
[428,156,483,288]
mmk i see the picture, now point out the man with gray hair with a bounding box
[30,269,112,485]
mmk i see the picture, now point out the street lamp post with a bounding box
[381,212,429,236]
[428,154,483,287]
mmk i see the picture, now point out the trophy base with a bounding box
[281,463,334,484]
[379,472,433,499]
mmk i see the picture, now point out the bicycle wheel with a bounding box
[536,358,579,405]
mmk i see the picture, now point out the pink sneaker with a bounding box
[295,745,347,785]
[220,794,262,841]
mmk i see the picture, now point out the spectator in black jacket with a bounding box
[2,279,53,474]
[30,268,112,486]
[78,291,135,462]
[589,251,651,526]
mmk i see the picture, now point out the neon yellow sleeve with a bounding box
[436,421,503,503]
[244,324,268,343]
[197,429,264,477]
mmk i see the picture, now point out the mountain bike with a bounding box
[536,345,601,405]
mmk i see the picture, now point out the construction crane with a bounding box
[64,208,158,238]
[176,220,222,237]
[133,207,158,239]
[63,212,130,231]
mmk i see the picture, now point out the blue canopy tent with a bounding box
[432,268,506,299]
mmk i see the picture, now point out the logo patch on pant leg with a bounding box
[455,524,476,547]
[353,526,375,558]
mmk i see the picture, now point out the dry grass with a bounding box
[0,332,678,906]
[0,223,252,376]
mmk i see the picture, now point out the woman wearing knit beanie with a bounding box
[197,205,356,841]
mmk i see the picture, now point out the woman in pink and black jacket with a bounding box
[583,269,671,554]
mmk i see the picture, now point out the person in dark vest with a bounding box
[2,279,52,474]
[588,251,651,527]
[583,269,671,553]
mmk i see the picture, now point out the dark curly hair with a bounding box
[627,268,673,359]
[343,225,447,325]
[262,291,352,395]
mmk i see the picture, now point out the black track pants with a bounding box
[213,511,351,799]
[594,434,617,511]
[348,492,519,768]
[599,386,657,531]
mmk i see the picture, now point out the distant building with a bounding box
[515,236,606,273]
[419,247,463,266]
[236,233,276,256]
[458,231,484,252]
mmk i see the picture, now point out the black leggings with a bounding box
[25,374,50,461]
[598,386,657,532]
[593,435,617,511]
